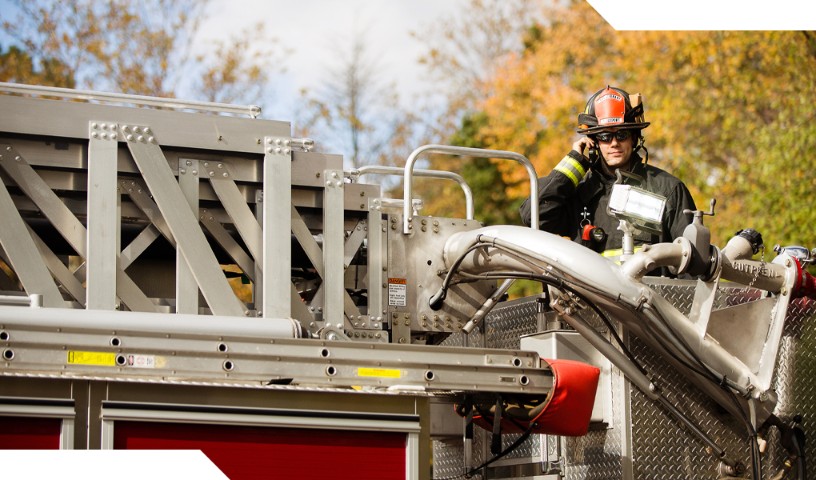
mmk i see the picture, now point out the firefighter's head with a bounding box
[577,86,649,135]
[578,86,650,170]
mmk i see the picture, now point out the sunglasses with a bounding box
[595,130,633,143]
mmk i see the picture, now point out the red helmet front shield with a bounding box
[592,88,626,127]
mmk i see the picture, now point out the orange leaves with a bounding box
[440,2,815,246]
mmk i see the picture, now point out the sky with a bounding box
[195,0,470,123]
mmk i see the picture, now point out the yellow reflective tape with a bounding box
[67,351,116,366]
[554,165,579,186]
[554,156,588,187]
[357,367,402,379]
[569,158,587,178]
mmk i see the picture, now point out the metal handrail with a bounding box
[0,82,262,118]
[402,145,538,234]
[351,165,474,220]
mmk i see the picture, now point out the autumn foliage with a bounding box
[421,0,816,254]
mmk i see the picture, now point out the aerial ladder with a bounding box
[0,83,814,480]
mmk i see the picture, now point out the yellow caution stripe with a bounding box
[601,246,644,258]
[357,367,402,379]
[67,351,116,366]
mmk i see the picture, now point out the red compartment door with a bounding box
[114,421,407,480]
[0,416,62,449]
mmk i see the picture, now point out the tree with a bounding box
[409,0,546,227]
[437,0,816,253]
[296,27,418,170]
[1,0,284,108]
[0,44,74,87]
[411,0,546,129]
[194,22,287,108]
[1,0,204,96]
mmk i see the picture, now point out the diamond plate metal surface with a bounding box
[629,282,816,479]
[485,296,542,350]
[432,279,816,480]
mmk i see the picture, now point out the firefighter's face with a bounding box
[597,129,634,170]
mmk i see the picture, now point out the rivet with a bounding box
[147,136,155,143]
[133,127,141,133]
[91,132,99,139]
[137,135,144,142]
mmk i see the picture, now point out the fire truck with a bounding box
[0,83,814,479]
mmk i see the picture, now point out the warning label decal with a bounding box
[388,277,407,307]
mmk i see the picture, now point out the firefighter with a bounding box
[519,86,696,261]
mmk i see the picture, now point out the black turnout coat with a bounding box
[519,151,697,255]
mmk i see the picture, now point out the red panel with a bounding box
[114,421,406,480]
[0,416,62,449]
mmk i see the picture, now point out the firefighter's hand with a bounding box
[571,137,599,169]
[572,137,595,158]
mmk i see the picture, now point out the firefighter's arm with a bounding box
[519,149,592,233]
[664,182,698,241]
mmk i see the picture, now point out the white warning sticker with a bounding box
[388,278,407,307]
[127,354,157,369]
